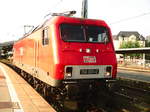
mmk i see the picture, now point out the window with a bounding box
[86,26,109,43]
[60,23,109,43]
[42,27,49,45]
[60,24,85,42]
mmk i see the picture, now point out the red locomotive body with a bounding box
[13,16,117,108]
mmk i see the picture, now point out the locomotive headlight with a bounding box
[104,66,112,77]
[86,48,91,53]
[65,67,73,77]
[105,72,111,76]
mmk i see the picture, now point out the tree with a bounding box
[120,41,141,59]
[120,41,140,48]
[145,40,150,47]
[0,45,13,59]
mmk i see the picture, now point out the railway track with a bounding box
[1,59,150,112]
[114,78,150,112]
[116,77,150,100]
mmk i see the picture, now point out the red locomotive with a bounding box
[13,14,117,110]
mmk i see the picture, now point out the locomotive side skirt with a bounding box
[13,61,61,86]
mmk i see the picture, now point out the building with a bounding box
[113,31,145,49]
[112,35,119,50]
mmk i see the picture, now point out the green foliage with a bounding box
[120,41,141,58]
[145,40,150,47]
[120,41,140,49]
[0,45,13,59]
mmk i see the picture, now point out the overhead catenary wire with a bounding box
[44,0,63,18]
[111,11,150,24]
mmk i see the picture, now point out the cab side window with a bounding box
[42,27,49,45]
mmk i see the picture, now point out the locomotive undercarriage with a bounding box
[15,66,115,111]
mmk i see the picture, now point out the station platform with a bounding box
[0,62,56,112]
[117,67,150,82]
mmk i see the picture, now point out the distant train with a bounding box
[13,13,117,110]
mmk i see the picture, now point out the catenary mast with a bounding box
[81,0,88,18]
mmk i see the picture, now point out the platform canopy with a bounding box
[115,47,150,54]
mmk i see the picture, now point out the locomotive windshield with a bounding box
[60,24,109,43]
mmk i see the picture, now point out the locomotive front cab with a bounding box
[56,21,117,82]
[51,18,117,107]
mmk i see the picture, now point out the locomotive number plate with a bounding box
[83,56,96,63]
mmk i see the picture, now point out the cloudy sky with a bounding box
[0,0,150,42]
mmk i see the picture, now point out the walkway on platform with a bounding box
[0,62,55,112]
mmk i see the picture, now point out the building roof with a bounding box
[116,31,145,41]
[112,35,118,40]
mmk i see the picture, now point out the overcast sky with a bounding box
[0,0,150,42]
